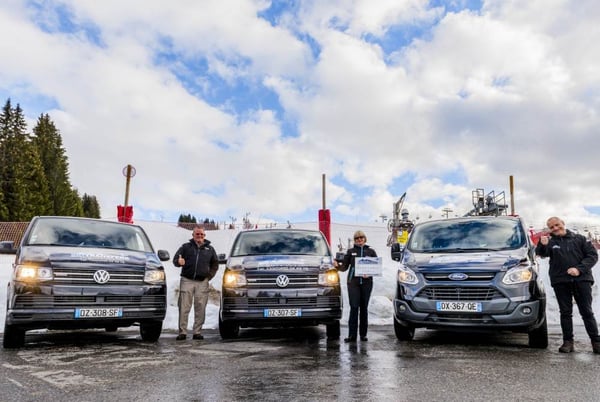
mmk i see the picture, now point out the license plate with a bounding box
[74,308,123,318]
[263,308,301,318]
[436,301,482,312]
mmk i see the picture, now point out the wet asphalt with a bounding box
[1,324,600,401]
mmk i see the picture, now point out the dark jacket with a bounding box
[173,238,219,281]
[535,229,598,285]
[337,244,377,284]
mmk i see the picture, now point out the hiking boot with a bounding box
[192,334,204,340]
[558,340,574,353]
[592,341,600,354]
[175,334,186,341]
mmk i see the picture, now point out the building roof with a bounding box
[0,221,29,252]
[177,222,218,231]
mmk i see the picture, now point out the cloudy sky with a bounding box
[1,0,599,230]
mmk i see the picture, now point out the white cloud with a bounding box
[1,1,600,230]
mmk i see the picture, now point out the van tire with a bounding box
[219,317,239,339]
[140,320,162,342]
[3,322,25,349]
[394,318,415,341]
[326,320,340,339]
[528,317,548,348]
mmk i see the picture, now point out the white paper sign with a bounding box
[354,257,383,276]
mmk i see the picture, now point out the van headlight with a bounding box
[14,265,53,282]
[502,266,533,285]
[319,269,339,286]
[223,271,247,287]
[397,266,418,285]
[144,269,166,284]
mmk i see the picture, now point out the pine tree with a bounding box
[82,193,100,218]
[178,214,197,223]
[70,187,85,217]
[0,100,11,220]
[0,99,103,221]
[0,187,6,221]
[0,102,52,220]
[32,113,83,216]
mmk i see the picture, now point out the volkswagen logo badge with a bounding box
[276,274,290,288]
[448,273,468,281]
[93,270,111,284]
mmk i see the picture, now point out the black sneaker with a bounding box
[360,337,368,342]
[192,334,204,340]
[176,334,186,341]
[592,341,600,354]
[559,340,574,353]
[344,336,357,343]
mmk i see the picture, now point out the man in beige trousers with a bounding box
[173,226,219,340]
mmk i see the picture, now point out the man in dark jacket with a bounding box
[173,226,219,340]
[334,230,378,343]
[536,216,600,353]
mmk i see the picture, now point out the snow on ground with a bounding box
[1,220,599,334]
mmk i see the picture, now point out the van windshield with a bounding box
[408,218,526,253]
[231,230,330,257]
[26,218,153,253]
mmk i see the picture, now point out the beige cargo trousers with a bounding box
[178,276,210,335]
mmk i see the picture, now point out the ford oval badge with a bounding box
[448,273,468,281]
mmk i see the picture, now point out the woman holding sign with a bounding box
[334,230,379,343]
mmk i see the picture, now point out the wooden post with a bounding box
[124,164,132,210]
[509,175,515,215]
[322,173,326,209]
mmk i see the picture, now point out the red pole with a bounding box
[319,174,331,245]
[118,164,136,223]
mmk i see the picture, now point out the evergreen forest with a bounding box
[0,99,100,221]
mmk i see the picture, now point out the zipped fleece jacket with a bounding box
[535,229,598,286]
[173,238,219,281]
[337,244,377,284]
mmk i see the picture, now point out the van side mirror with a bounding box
[157,249,170,262]
[390,243,404,261]
[335,252,345,264]
[218,253,227,264]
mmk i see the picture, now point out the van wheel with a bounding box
[394,318,415,341]
[3,322,25,349]
[140,321,162,342]
[326,320,340,339]
[219,317,239,339]
[528,317,548,348]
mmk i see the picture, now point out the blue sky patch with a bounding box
[27,1,104,46]
[258,0,299,26]
[366,24,432,58]
[298,32,322,60]
[430,0,483,14]
[389,173,417,198]
[154,41,291,134]
[584,206,600,216]
[0,89,59,119]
